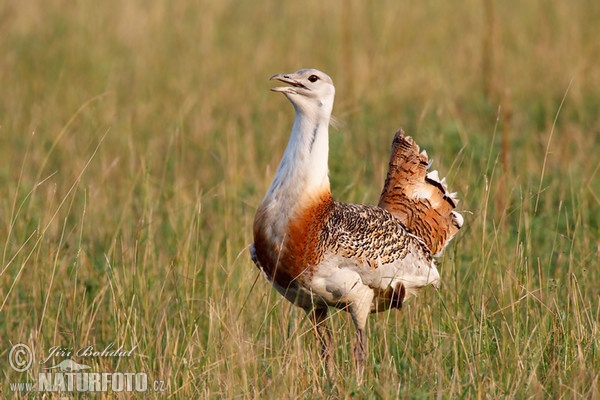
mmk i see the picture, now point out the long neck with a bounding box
[264,108,331,206]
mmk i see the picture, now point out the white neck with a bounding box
[264,107,331,207]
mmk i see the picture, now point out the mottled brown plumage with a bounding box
[253,192,429,310]
[378,130,463,255]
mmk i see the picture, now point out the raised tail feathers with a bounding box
[378,129,463,256]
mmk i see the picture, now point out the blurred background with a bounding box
[1,1,598,398]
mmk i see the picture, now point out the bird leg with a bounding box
[308,306,335,380]
[353,327,367,384]
[348,289,374,385]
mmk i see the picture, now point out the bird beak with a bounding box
[270,73,307,93]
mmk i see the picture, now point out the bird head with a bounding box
[270,68,335,117]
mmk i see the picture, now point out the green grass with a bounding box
[1,1,599,398]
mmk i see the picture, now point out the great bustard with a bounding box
[251,68,463,381]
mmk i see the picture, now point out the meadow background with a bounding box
[1,1,599,398]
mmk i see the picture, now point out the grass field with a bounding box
[1,1,599,398]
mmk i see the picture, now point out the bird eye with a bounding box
[308,75,319,83]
